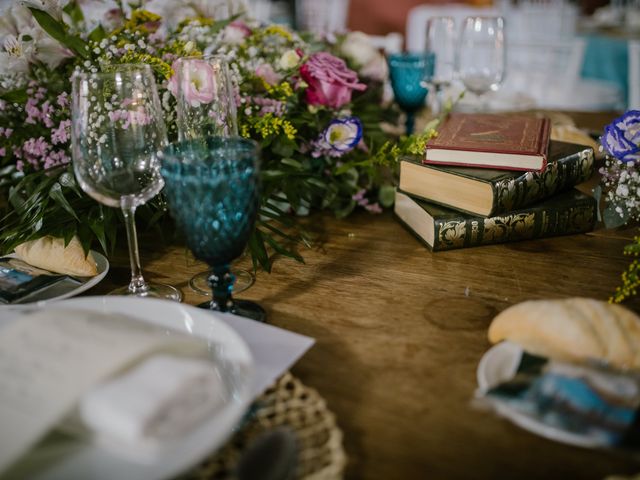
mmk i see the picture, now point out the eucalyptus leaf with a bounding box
[378,185,395,208]
[603,202,629,229]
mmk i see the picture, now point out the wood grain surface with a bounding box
[93,112,640,480]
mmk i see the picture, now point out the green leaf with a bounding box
[63,1,84,24]
[264,234,304,263]
[272,137,295,158]
[88,24,107,43]
[280,158,303,169]
[88,215,107,254]
[29,7,89,59]
[49,182,80,221]
[248,229,271,272]
[0,89,28,103]
[378,184,395,208]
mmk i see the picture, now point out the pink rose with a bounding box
[299,52,366,109]
[222,20,252,44]
[168,59,216,107]
[255,63,281,86]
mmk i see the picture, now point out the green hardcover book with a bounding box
[394,189,596,252]
[398,141,594,217]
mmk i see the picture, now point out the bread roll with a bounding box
[14,236,98,277]
[488,298,640,370]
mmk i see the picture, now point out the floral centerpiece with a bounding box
[0,0,435,269]
[600,110,640,302]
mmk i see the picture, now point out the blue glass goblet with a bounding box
[387,52,435,135]
[160,137,265,322]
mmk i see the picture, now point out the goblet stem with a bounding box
[405,112,416,136]
[207,264,235,312]
[122,206,149,294]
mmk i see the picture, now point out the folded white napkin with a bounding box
[79,355,225,447]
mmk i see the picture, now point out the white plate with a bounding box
[0,297,254,480]
[2,252,109,308]
[477,342,607,449]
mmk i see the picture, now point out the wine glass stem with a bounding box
[208,265,235,312]
[121,206,149,294]
[405,112,415,136]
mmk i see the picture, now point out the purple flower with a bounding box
[602,110,640,162]
[323,117,363,152]
[51,119,70,145]
[311,116,363,158]
[57,92,69,109]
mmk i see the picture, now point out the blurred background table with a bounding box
[94,112,640,479]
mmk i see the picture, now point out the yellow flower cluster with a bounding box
[248,113,297,141]
[611,238,640,303]
[263,25,293,41]
[267,81,294,100]
[120,52,173,79]
[176,17,214,32]
[116,9,162,34]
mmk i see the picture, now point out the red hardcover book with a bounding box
[424,114,551,172]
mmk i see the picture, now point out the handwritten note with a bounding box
[0,308,205,475]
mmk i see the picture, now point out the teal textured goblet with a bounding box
[387,52,435,135]
[160,137,265,322]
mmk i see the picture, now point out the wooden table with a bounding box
[96,112,640,479]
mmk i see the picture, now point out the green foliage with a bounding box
[28,7,89,59]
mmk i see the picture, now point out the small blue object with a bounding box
[160,136,265,321]
[387,52,435,135]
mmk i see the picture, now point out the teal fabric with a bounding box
[581,35,629,106]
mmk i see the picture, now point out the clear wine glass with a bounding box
[160,137,265,322]
[425,16,457,114]
[171,55,255,297]
[71,64,182,301]
[456,16,506,111]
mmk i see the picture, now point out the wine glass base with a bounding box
[109,283,183,302]
[197,299,266,322]
[189,269,254,296]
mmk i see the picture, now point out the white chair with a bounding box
[500,38,623,111]
[629,41,640,109]
[406,4,498,53]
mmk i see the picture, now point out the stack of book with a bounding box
[394,114,597,251]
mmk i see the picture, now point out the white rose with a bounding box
[340,31,379,68]
[278,49,300,70]
[359,53,388,82]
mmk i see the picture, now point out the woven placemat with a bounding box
[182,373,346,480]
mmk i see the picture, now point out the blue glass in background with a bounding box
[387,52,435,135]
[160,136,265,322]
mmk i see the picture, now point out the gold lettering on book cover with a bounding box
[577,150,595,181]
[438,221,466,248]
[471,220,480,244]
[482,213,535,244]
[568,205,596,233]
